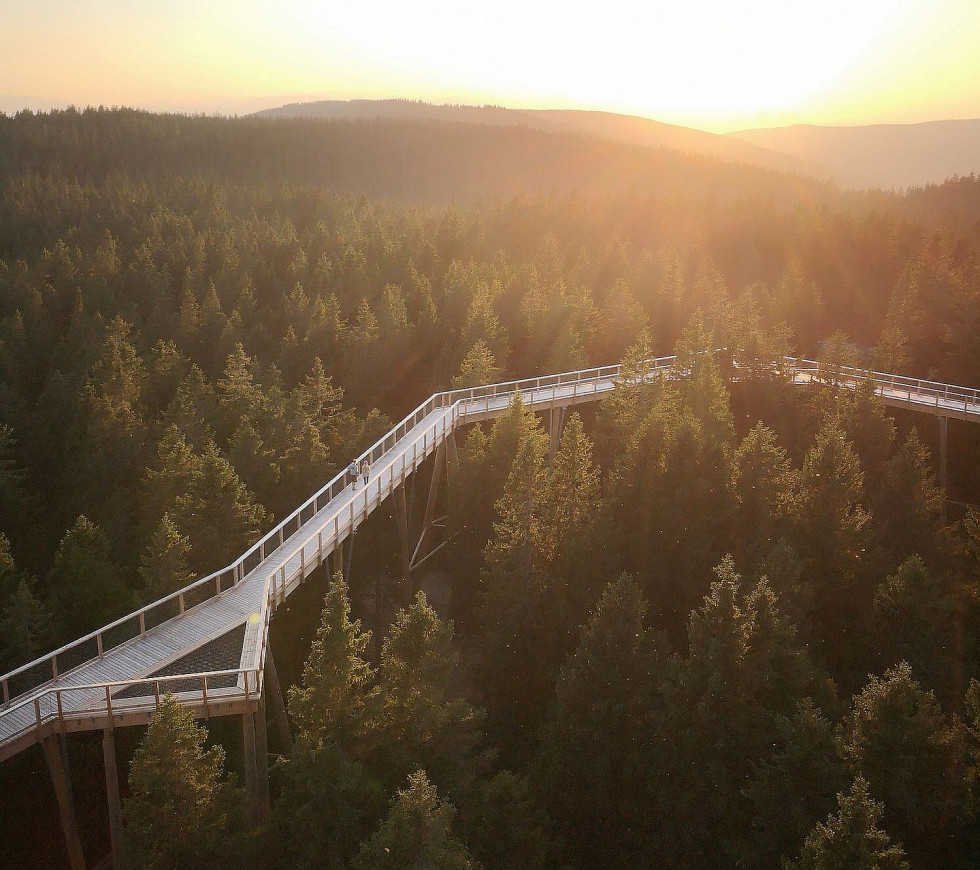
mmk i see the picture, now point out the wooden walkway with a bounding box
[1,355,977,762]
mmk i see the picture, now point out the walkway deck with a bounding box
[1,355,977,762]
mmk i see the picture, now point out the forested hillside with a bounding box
[1,107,980,869]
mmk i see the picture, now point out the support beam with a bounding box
[265,651,292,755]
[395,483,412,595]
[547,406,567,464]
[242,711,260,826]
[42,733,86,870]
[254,693,271,824]
[330,545,343,578]
[374,571,384,661]
[939,415,949,522]
[446,427,459,467]
[344,531,356,584]
[102,727,127,870]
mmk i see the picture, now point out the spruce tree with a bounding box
[288,573,375,748]
[786,776,909,870]
[138,512,196,603]
[0,577,54,672]
[353,769,477,870]
[46,515,130,640]
[452,339,503,389]
[733,423,798,570]
[537,573,666,866]
[839,661,964,861]
[123,694,243,870]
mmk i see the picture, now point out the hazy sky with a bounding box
[3,0,979,131]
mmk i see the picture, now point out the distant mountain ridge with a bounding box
[253,100,980,191]
[251,99,863,188]
[729,119,980,191]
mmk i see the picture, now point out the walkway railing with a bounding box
[788,357,980,416]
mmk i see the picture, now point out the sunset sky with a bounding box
[3,0,979,132]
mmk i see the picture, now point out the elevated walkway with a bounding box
[1,355,977,764]
[0,359,647,763]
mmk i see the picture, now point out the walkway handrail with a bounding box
[0,665,257,750]
[787,356,980,409]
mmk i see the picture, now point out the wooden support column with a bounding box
[42,733,86,870]
[395,482,412,595]
[547,407,566,465]
[444,430,458,516]
[102,727,127,870]
[265,651,292,755]
[254,692,271,824]
[344,531,356,584]
[939,415,949,522]
[374,571,384,661]
[330,546,343,577]
[446,427,459,467]
[242,711,260,826]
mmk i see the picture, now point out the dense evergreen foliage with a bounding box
[1,108,979,867]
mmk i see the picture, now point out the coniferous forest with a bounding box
[2,108,980,869]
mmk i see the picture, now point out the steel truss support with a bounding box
[42,733,86,870]
[407,430,459,584]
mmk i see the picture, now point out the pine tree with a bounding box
[455,770,554,870]
[797,422,871,587]
[0,425,36,558]
[743,700,847,868]
[375,592,489,795]
[657,558,835,866]
[170,440,268,575]
[870,556,955,702]
[596,327,657,456]
[794,422,872,667]
[534,413,599,573]
[874,428,945,568]
[215,343,265,446]
[829,378,895,481]
[70,316,149,542]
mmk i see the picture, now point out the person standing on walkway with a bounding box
[361,459,370,487]
[348,459,359,489]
